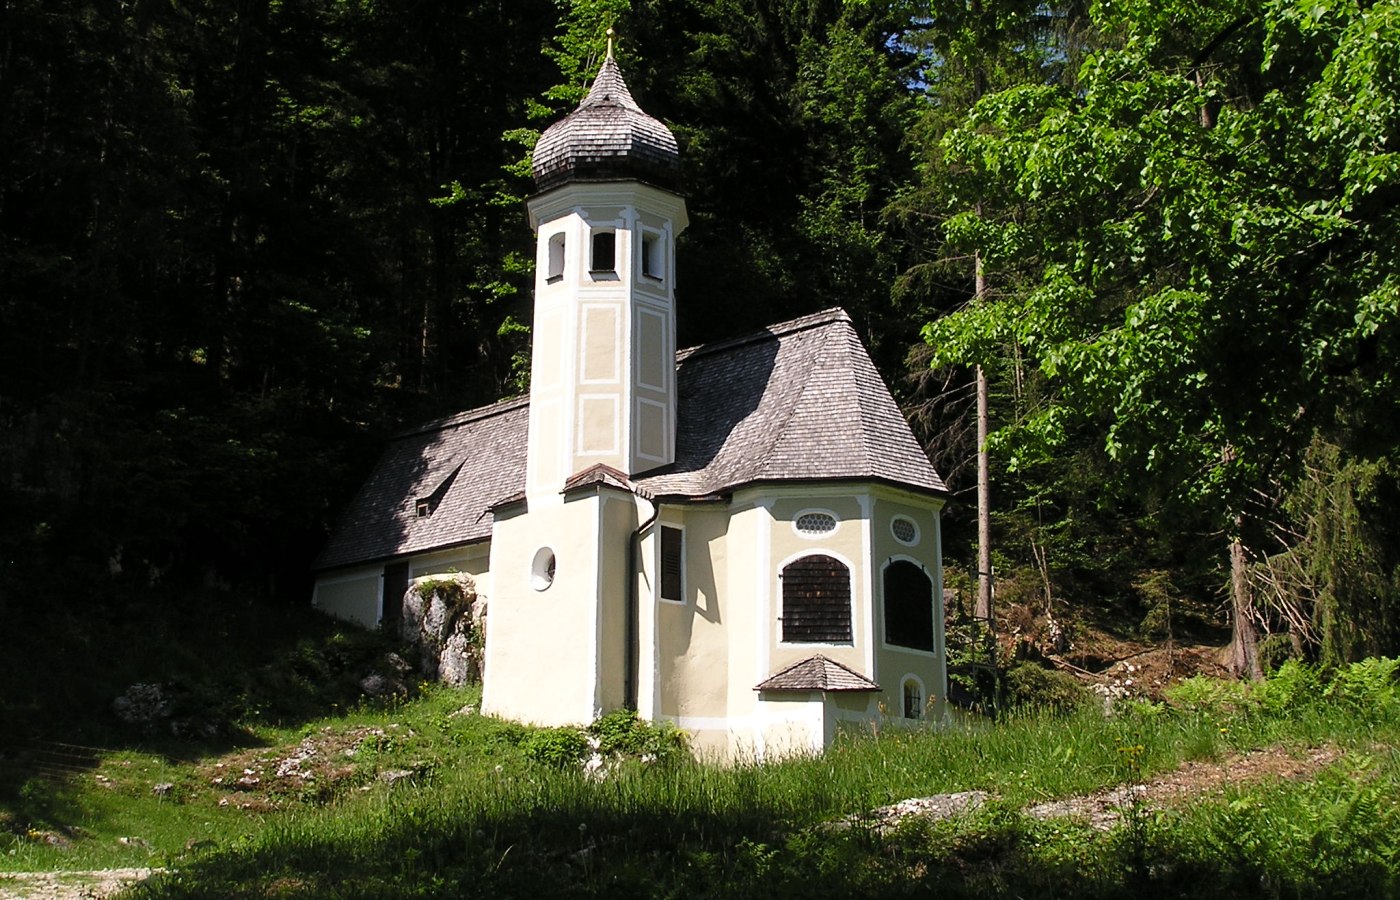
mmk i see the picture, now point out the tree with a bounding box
[924,0,1400,671]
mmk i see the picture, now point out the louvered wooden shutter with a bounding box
[660,526,683,601]
[780,554,852,643]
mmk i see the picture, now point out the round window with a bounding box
[530,547,557,591]
[794,511,838,537]
[891,516,919,546]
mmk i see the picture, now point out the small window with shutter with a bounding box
[660,525,683,602]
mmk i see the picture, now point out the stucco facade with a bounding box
[312,51,950,759]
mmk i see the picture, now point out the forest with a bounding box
[2,0,1398,679]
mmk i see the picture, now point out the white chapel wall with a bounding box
[312,565,381,628]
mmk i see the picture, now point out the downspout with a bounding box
[626,496,660,711]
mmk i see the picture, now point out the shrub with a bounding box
[1252,659,1321,714]
[1003,662,1086,712]
[1163,674,1250,713]
[588,708,688,764]
[1324,656,1399,717]
[520,727,589,768]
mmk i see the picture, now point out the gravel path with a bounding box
[0,868,159,900]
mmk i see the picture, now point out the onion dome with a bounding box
[532,51,681,192]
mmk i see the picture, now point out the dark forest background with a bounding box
[3,0,1397,674]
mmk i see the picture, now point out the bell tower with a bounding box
[482,43,685,726]
[524,41,688,504]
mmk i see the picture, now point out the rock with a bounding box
[359,673,407,697]
[113,683,170,728]
[378,769,415,785]
[170,717,221,740]
[152,783,174,797]
[276,740,318,778]
[447,704,476,718]
[839,791,989,835]
[27,829,72,848]
[399,575,485,686]
[118,836,151,848]
[384,652,412,676]
[438,631,477,686]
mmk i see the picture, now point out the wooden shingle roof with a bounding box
[636,309,947,498]
[313,397,528,571]
[532,55,680,192]
[314,309,946,572]
[754,655,881,692]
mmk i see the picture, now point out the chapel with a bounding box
[312,47,951,758]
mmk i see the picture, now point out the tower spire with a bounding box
[606,26,615,60]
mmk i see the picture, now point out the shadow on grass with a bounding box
[127,779,1398,900]
[0,580,410,811]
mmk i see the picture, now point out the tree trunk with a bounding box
[974,253,992,622]
[1228,528,1263,680]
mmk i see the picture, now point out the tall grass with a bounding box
[127,660,1399,899]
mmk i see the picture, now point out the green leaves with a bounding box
[925,0,1400,521]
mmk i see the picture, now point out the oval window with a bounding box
[794,511,838,537]
[891,516,919,546]
[530,547,557,592]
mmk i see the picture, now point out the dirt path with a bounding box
[0,868,160,900]
[1023,744,1343,830]
[859,743,1343,834]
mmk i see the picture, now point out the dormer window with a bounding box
[590,230,616,275]
[415,500,432,518]
[547,233,566,284]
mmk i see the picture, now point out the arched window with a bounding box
[781,554,851,643]
[884,560,933,651]
[546,233,566,283]
[590,230,616,273]
[903,678,923,719]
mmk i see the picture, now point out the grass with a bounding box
[1,589,1396,898]
[122,693,1394,898]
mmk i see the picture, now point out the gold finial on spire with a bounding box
[606,26,615,60]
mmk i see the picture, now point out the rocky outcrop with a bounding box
[399,575,485,686]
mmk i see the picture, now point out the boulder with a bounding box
[399,575,485,686]
[113,683,170,728]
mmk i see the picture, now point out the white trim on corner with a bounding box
[591,493,606,716]
[790,507,840,540]
[775,547,859,648]
[668,714,754,732]
[878,553,939,658]
[932,507,949,708]
[857,494,875,678]
[756,499,775,700]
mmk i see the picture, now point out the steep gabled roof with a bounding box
[636,309,947,498]
[754,655,881,692]
[313,397,528,571]
[314,308,946,572]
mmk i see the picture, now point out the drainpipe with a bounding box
[625,496,659,711]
